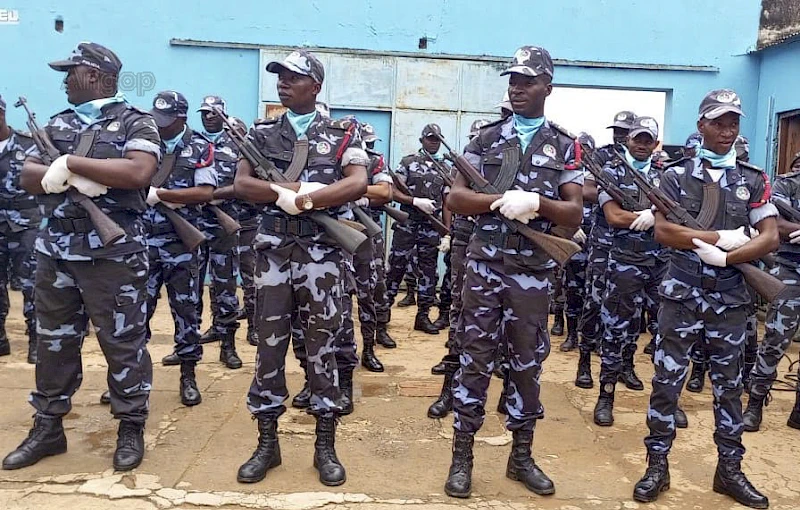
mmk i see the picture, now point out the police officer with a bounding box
[145,90,214,407]
[575,111,635,389]
[444,46,583,498]
[234,49,368,487]
[385,124,448,335]
[3,43,158,471]
[634,89,774,509]
[0,95,39,363]
[194,95,243,370]
[742,152,800,433]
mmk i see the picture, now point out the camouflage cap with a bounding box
[628,116,659,140]
[468,119,490,138]
[698,89,744,120]
[496,91,512,112]
[791,151,800,169]
[150,90,189,128]
[734,135,750,161]
[0,95,5,111]
[49,42,122,74]
[577,131,596,150]
[607,111,636,130]
[315,101,330,118]
[198,95,227,114]
[421,123,442,138]
[361,123,380,142]
[500,46,554,79]
[266,49,325,84]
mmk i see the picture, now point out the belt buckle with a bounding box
[287,218,300,236]
[272,217,284,234]
[700,276,716,290]
[507,235,522,251]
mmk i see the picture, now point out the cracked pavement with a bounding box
[1,290,799,509]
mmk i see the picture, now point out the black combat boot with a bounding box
[339,368,354,416]
[246,322,258,346]
[414,309,439,335]
[593,383,615,426]
[428,366,455,419]
[713,458,769,509]
[0,335,8,356]
[493,351,507,379]
[619,344,644,391]
[643,337,656,356]
[559,316,578,352]
[743,389,769,432]
[219,333,243,370]
[633,453,670,502]
[292,376,311,409]
[313,416,346,486]
[2,414,67,470]
[179,362,202,406]
[432,307,450,330]
[743,357,756,391]
[113,420,145,471]
[575,349,594,389]
[788,383,800,430]
[675,406,688,429]
[199,326,220,344]
[375,323,396,348]
[497,385,508,414]
[550,310,565,336]
[431,360,447,375]
[444,432,474,498]
[686,361,706,393]
[361,330,384,372]
[26,325,37,364]
[162,352,180,366]
[397,290,416,308]
[100,391,111,405]
[506,429,555,495]
[237,418,281,483]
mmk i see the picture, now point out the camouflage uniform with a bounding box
[144,127,216,362]
[237,194,261,345]
[452,117,581,434]
[246,112,362,419]
[29,101,160,422]
[579,198,613,354]
[385,151,445,311]
[0,128,40,355]
[644,157,776,460]
[565,204,591,323]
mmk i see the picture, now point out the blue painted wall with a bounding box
[0,1,769,161]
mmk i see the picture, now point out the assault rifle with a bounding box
[432,134,581,266]
[421,149,454,187]
[206,204,241,236]
[614,148,786,302]
[386,167,449,236]
[16,97,125,247]
[577,142,640,212]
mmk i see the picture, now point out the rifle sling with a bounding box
[284,138,309,182]
[491,146,521,193]
[152,154,177,188]
[696,182,721,230]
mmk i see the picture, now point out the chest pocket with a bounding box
[524,159,562,200]
[166,155,197,190]
[307,146,340,185]
[49,130,76,156]
[680,196,702,216]
[723,198,748,228]
[91,125,127,160]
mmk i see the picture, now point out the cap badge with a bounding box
[106,121,121,132]
[716,91,736,103]
[640,118,657,128]
[154,98,169,110]
[616,113,627,121]
[514,48,531,64]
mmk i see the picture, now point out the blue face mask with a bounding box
[72,91,126,125]
[163,125,187,154]
[698,145,737,169]
[512,114,545,153]
[201,129,223,144]
[286,110,317,138]
[623,146,651,171]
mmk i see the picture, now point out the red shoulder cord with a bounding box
[336,123,357,162]
[196,143,214,168]
[564,139,582,170]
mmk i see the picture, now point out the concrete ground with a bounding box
[1,289,799,510]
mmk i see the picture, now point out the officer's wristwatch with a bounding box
[299,194,314,211]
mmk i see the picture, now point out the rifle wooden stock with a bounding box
[208,204,241,236]
[774,198,800,223]
[386,168,449,236]
[433,135,580,266]
[157,204,206,251]
[614,149,787,302]
[352,206,383,237]
[382,205,409,223]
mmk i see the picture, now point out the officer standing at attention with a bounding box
[145,90,214,407]
[234,49,368,487]
[3,43,159,471]
[195,95,243,370]
[385,124,448,335]
[0,95,39,363]
[633,89,775,509]
[444,46,583,498]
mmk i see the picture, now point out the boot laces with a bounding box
[118,422,141,449]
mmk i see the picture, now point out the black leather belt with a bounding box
[668,264,741,292]
[612,238,661,252]
[148,221,176,235]
[50,217,96,233]
[0,198,38,210]
[262,215,322,237]
[475,229,534,251]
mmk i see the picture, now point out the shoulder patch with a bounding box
[326,118,351,131]
[547,120,577,140]
[737,160,764,172]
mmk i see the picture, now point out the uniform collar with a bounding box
[690,157,742,188]
[280,111,321,143]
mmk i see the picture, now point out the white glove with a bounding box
[790,230,800,245]
[146,186,162,206]
[715,226,750,251]
[629,209,655,231]
[66,174,108,198]
[692,238,728,267]
[298,181,327,195]
[209,199,223,206]
[270,184,302,215]
[438,234,451,253]
[573,229,587,244]
[749,227,760,238]
[490,190,540,223]
[41,155,72,194]
[412,197,436,215]
[354,197,370,208]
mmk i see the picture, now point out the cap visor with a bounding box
[363,136,379,142]
[607,122,631,130]
[48,59,79,72]
[150,109,179,128]
[266,60,310,78]
[628,128,656,140]
[500,66,539,77]
[701,106,745,120]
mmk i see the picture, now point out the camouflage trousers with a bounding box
[197,226,241,336]
[443,239,469,364]
[354,236,379,341]
[551,267,565,314]
[452,249,553,434]
[145,236,203,362]
[645,299,747,460]
[751,261,800,394]
[691,301,758,366]
[563,254,587,319]
[439,249,452,311]
[0,227,38,334]
[247,237,344,418]
[386,220,440,309]
[372,234,391,327]
[599,257,665,383]
[238,220,258,336]
[578,244,609,353]
[31,252,152,423]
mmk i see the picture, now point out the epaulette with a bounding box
[51,108,73,118]
[663,156,689,169]
[366,148,383,157]
[737,160,765,173]
[193,130,213,144]
[479,117,506,130]
[547,120,577,140]
[255,116,280,126]
[778,170,800,179]
[128,105,151,115]
[399,154,416,166]
[327,118,352,131]
[12,128,33,140]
